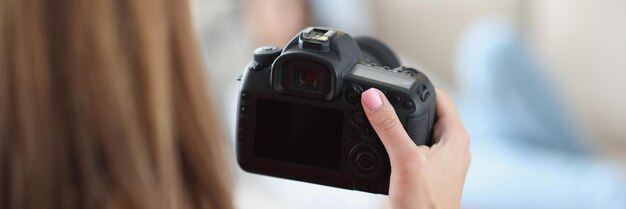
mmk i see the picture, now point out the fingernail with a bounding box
[362,88,383,111]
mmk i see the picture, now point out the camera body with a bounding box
[237,27,436,194]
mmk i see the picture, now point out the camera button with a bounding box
[363,127,374,137]
[403,100,414,109]
[390,95,401,104]
[239,119,251,129]
[345,85,363,103]
[402,67,418,75]
[417,84,430,102]
[353,110,367,126]
[420,88,430,102]
[240,104,251,115]
[356,153,375,171]
[241,91,251,101]
[238,132,249,144]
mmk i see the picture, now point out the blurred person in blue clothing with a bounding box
[456,18,626,209]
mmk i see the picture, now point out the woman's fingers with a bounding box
[433,89,469,148]
[361,88,417,165]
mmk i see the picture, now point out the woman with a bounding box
[0,0,470,209]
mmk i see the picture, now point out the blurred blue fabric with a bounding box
[456,18,626,209]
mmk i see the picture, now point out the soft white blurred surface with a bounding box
[525,0,626,157]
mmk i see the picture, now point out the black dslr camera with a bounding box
[237,27,436,194]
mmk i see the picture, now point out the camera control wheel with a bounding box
[348,143,387,179]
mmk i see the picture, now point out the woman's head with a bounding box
[0,0,232,208]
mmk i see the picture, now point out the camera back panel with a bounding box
[237,27,436,194]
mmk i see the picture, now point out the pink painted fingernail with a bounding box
[362,88,383,111]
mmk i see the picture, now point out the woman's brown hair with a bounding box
[0,0,233,208]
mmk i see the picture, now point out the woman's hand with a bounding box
[361,88,471,209]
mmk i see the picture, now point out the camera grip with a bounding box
[405,112,431,146]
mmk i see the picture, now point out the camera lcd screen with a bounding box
[352,64,414,89]
[255,99,343,170]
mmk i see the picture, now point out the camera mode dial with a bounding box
[253,46,282,69]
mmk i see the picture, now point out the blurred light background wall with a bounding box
[190,0,626,208]
[373,0,626,160]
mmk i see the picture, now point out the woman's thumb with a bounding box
[361,88,417,166]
